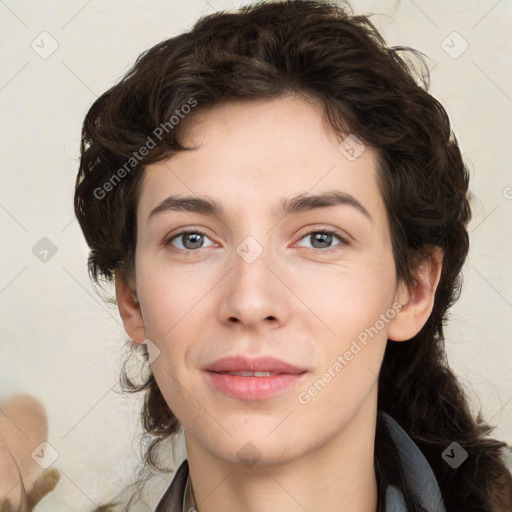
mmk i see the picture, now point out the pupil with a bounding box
[313,233,331,248]
[185,233,203,249]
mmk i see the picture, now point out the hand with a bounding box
[0,394,60,512]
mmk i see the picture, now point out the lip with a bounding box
[202,355,308,400]
[202,355,306,374]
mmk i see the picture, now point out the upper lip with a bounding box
[203,355,307,374]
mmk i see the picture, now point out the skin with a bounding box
[116,94,442,512]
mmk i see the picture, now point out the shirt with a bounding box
[153,411,446,512]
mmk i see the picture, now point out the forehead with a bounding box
[137,95,387,230]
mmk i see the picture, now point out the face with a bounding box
[129,95,405,467]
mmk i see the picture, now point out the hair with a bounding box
[74,1,512,510]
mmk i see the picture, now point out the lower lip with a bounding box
[204,371,308,400]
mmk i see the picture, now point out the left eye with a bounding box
[295,229,347,251]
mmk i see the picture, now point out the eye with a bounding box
[164,227,349,255]
[295,228,349,253]
[165,229,215,253]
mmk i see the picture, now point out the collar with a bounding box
[379,411,446,512]
[154,412,446,512]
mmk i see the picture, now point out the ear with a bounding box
[115,268,146,344]
[387,246,443,342]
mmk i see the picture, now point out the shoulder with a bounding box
[152,416,448,512]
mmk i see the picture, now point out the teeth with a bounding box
[224,371,274,377]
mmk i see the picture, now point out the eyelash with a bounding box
[164,227,349,256]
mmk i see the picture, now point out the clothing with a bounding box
[153,411,446,512]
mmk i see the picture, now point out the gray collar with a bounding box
[154,412,446,512]
[380,411,446,512]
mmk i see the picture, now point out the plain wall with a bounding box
[1,0,511,510]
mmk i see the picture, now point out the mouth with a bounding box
[202,355,307,375]
[212,371,297,377]
[202,356,308,400]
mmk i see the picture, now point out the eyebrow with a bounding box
[148,190,374,224]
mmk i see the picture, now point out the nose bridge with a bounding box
[233,232,274,303]
[218,229,287,327]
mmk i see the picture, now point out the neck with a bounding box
[184,391,379,512]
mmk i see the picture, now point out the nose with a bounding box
[217,236,291,331]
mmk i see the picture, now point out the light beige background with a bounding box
[0,0,511,510]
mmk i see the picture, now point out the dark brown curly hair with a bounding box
[74,1,512,510]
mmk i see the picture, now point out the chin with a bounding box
[199,425,310,468]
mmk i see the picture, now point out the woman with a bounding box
[74,1,512,510]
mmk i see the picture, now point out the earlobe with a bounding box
[387,246,444,342]
[115,268,146,344]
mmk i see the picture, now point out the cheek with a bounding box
[293,259,396,344]
[293,274,391,433]
[135,261,211,393]
[137,260,207,338]
[295,260,396,405]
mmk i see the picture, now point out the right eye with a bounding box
[165,229,216,254]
